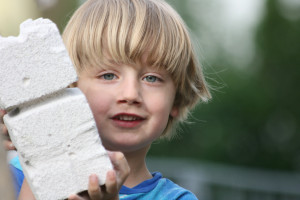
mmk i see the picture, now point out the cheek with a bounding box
[83,89,112,116]
[146,92,175,122]
[149,100,172,137]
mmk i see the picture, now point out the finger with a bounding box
[0,124,8,136]
[1,123,15,150]
[0,110,6,124]
[105,170,118,195]
[88,174,102,200]
[3,140,16,150]
[0,109,6,123]
[0,115,15,150]
[108,152,130,184]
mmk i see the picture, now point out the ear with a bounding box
[170,106,179,118]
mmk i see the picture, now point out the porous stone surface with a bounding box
[0,18,77,110]
[1,18,112,200]
[4,88,112,200]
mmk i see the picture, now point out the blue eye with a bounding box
[144,75,158,82]
[102,73,116,80]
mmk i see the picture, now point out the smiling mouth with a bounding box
[112,114,145,121]
[111,114,145,128]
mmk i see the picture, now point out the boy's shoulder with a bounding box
[120,172,198,200]
[157,177,198,199]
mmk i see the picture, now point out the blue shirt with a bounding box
[9,156,24,198]
[10,156,198,199]
[119,172,198,199]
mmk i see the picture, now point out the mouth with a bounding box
[112,113,145,121]
[111,113,145,128]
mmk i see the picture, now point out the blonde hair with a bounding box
[63,0,211,138]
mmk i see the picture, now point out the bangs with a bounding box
[63,0,192,86]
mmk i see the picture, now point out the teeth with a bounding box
[118,115,139,121]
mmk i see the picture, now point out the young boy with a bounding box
[4,0,211,199]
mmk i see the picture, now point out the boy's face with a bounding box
[77,61,178,153]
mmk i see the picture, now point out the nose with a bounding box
[118,77,142,105]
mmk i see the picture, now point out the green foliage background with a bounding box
[148,0,300,172]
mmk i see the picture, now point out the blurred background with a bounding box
[1,0,300,199]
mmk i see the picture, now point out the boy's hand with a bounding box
[68,151,130,200]
[0,109,16,150]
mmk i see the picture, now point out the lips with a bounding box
[113,115,143,121]
[111,113,145,128]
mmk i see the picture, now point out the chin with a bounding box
[104,141,150,154]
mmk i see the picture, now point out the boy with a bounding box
[3,0,211,199]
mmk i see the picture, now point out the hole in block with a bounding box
[22,77,31,87]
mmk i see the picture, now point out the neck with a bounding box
[122,145,152,188]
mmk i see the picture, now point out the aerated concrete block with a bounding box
[0,18,77,110]
[4,88,112,200]
[1,18,112,200]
